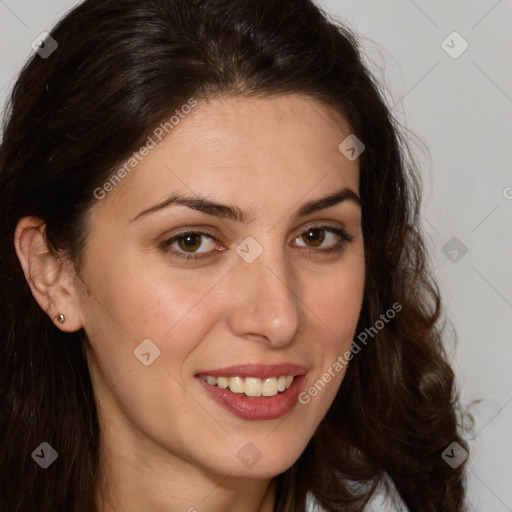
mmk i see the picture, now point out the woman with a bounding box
[0,0,468,510]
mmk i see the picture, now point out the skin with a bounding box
[15,94,365,512]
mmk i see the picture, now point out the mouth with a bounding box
[198,374,295,398]
[195,364,307,421]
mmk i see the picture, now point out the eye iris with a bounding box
[303,228,325,247]
[178,233,202,252]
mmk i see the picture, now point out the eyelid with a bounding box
[159,229,222,254]
[160,222,353,261]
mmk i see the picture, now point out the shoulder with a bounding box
[305,473,409,512]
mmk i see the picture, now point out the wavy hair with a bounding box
[0,0,468,510]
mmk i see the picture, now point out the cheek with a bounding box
[299,255,365,395]
[81,239,365,367]
[80,245,231,369]
[82,212,361,340]
[310,258,365,344]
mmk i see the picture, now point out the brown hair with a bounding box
[0,0,468,510]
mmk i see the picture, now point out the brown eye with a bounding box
[177,233,203,252]
[161,225,352,263]
[161,231,219,260]
[293,225,353,255]
[301,227,325,247]
[295,226,341,249]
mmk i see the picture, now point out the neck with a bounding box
[94,414,277,512]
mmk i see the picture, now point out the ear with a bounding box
[14,216,83,332]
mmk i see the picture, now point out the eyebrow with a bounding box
[129,186,361,223]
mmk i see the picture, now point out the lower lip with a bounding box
[197,375,306,421]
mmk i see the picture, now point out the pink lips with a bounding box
[196,363,308,421]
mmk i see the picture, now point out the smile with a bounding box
[196,364,307,421]
[199,374,294,398]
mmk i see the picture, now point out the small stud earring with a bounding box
[55,313,66,324]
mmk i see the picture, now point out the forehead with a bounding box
[93,94,360,220]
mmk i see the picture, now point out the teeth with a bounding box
[261,377,278,397]
[244,377,262,397]
[217,377,229,389]
[229,376,244,394]
[206,376,218,386]
[201,375,295,397]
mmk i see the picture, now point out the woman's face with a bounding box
[75,94,365,480]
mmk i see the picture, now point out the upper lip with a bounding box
[196,363,308,379]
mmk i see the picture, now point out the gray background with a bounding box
[1,0,511,509]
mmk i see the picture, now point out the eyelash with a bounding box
[160,224,354,262]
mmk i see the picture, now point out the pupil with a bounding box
[305,228,324,246]
[179,234,200,251]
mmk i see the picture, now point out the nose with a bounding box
[226,248,307,348]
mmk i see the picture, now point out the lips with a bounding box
[195,363,308,421]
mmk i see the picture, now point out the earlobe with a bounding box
[13,216,84,332]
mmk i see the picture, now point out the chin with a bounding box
[207,437,307,479]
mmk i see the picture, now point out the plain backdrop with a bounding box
[1,1,511,510]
